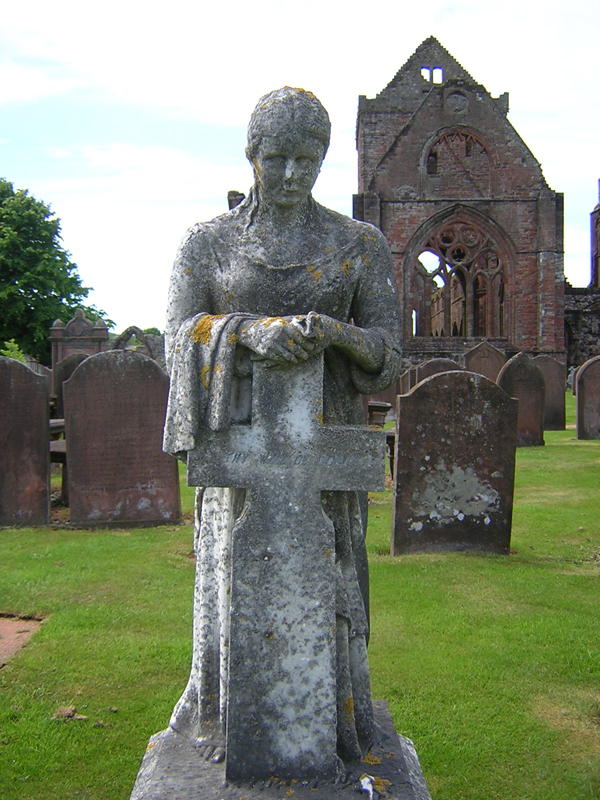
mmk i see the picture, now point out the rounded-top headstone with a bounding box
[497,352,545,446]
[576,354,600,440]
[0,357,49,525]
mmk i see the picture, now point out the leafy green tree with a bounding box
[0,179,111,363]
[0,338,26,362]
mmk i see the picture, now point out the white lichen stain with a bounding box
[412,459,499,525]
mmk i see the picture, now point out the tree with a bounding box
[0,179,111,363]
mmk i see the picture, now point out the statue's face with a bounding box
[254,133,325,208]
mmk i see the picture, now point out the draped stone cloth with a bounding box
[163,195,402,763]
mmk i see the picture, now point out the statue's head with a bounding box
[246,87,331,161]
[246,88,331,208]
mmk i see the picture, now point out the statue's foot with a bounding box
[195,741,225,763]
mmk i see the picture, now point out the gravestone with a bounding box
[399,366,416,394]
[392,371,518,555]
[52,352,88,416]
[576,355,600,439]
[415,357,462,384]
[0,357,49,525]
[49,308,109,372]
[533,355,566,430]
[131,358,430,799]
[497,353,545,446]
[464,341,505,381]
[63,350,180,526]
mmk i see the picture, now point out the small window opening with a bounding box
[432,67,443,84]
[412,309,418,336]
[421,67,431,81]
[426,150,438,175]
[418,251,441,273]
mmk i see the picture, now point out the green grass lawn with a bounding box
[1,394,599,799]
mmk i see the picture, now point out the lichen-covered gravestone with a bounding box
[533,354,566,430]
[0,357,49,526]
[63,350,180,526]
[497,352,545,446]
[392,371,518,555]
[576,355,600,439]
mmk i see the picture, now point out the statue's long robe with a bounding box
[163,195,402,762]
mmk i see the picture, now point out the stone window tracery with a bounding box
[412,219,508,339]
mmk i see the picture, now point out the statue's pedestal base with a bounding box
[129,701,431,800]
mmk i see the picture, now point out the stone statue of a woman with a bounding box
[162,87,402,773]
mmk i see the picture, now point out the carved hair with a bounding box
[246,87,331,161]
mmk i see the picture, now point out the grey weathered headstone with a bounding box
[464,341,505,381]
[186,357,385,782]
[497,353,545,446]
[392,371,518,555]
[0,357,49,525]
[576,355,600,439]
[63,350,180,526]
[415,357,462,384]
[533,355,566,430]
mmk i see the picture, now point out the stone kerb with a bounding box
[497,353,545,446]
[392,370,518,555]
[533,355,566,430]
[63,350,181,527]
[576,355,600,439]
[464,341,506,381]
[415,358,462,384]
[0,357,50,526]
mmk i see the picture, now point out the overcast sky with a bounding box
[1,0,598,333]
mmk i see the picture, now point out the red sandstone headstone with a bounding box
[392,371,517,555]
[0,357,49,525]
[497,353,545,446]
[63,350,181,526]
[576,355,600,440]
[464,341,506,382]
[415,358,462,384]
[52,352,89,417]
[533,355,566,430]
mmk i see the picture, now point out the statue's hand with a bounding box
[238,316,313,367]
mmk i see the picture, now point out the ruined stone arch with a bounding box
[403,206,515,343]
[421,126,497,198]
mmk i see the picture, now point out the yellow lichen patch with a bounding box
[335,323,342,332]
[228,333,239,345]
[306,264,323,280]
[252,158,262,177]
[259,317,287,328]
[191,314,226,345]
[183,268,192,276]
[226,291,234,303]
[342,260,352,275]
[324,548,333,559]
[364,752,382,766]
[317,412,324,424]
[373,777,391,794]
[361,255,371,268]
[363,234,377,244]
[200,366,211,389]
[286,790,294,797]
[287,339,295,348]
[214,364,221,373]
[324,245,332,254]
[343,695,355,723]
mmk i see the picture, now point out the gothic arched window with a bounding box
[412,219,507,339]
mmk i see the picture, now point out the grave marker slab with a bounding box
[533,355,566,430]
[0,357,49,525]
[186,356,386,783]
[392,371,517,555]
[497,353,545,446]
[415,357,462,383]
[63,350,180,526]
[464,341,505,381]
[576,355,600,439]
